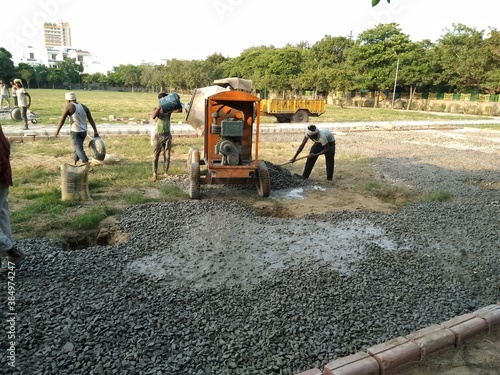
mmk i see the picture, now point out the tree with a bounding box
[372,0,390,6]
[397,40,434,109]
[303,35,355,99]
[55,58,81,87]
[204,53,229,83]
[349,23,412,107]
[32,64,50,88]
[0,48,16,81]
[478,28,500,94]
[16,63,35,88]
[434,24,485,92]
[113,64,142,91]
[267,46,303,94]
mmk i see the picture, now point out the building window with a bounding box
[29,53,35,59]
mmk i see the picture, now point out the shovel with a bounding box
[279,155,308,166]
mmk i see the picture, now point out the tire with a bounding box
[292,110,309,123]
[88,137,106,161]
[10,107,21,121]
[189,162,200,199]
[187,147,200,172]
[256,160,270,198]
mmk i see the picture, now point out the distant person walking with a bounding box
[55,92,99,165]
[150,93,174,182]
[13,79,31,130]
[289,124,336,181]
[9,79,17,106]
[0,124,26,272]
[0,80,10,109]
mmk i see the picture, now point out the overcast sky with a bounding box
[3,0,499,72]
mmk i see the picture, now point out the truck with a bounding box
[211,78,326,123]
[259,97,327,123]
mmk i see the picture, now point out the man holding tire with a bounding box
[55,92,99,165]
[13,79,31,130]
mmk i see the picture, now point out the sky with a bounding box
[2,0,499,73]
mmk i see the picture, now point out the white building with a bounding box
[16,21,107,75]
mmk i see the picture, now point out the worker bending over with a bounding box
[290,124,336,181]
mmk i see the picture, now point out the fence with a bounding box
[349,91,500,102]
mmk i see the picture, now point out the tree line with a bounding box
[1,23,499,104]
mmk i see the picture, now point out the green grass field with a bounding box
[1,88,493,127]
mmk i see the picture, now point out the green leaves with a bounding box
[372,0,390,6]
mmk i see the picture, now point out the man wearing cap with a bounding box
[289,124,336,181]
[55,92,99,165]
[13,79,31,130]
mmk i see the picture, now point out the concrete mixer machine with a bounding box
[185,78,270,199]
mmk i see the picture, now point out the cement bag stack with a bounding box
[61,163,91,201]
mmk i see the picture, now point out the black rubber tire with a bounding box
[292,110,309,123]
[88,137,106,161]
[189,162,200,199]
[10,107,21,121]
[256,160,270,197]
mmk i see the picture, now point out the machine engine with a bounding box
[212,115,245,166]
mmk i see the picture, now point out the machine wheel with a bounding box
[187,147,200,172]
[292,110,309,123]
[189,162,200,199]
[256,160,270,198]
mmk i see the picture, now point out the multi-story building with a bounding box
[43,21,72,47]
[17,21,106,74]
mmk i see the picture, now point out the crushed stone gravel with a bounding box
[2,127,499,375]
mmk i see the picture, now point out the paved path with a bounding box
[2,117,500,140]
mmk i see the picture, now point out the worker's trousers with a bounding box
[0,184,13,255]
[152,133,172,175]
[303,141,335,181]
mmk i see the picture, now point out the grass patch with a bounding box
[68,205,119,230]
[421,190,453,202]
[364,180,419,205]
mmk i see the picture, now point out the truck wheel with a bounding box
[256,161,270,198]
[292,110,309,123]
[189,162,200,199]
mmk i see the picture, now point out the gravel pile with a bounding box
[2,129,500,375]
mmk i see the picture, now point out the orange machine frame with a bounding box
[199,91,261,185]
